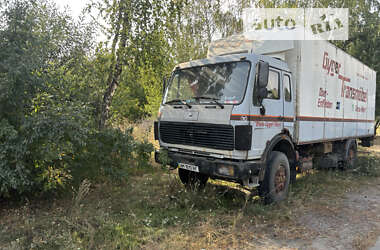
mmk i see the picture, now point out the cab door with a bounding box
[260,68,284,129]
[282,72,295,137]
[251,67,284,156]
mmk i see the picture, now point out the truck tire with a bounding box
[178,168,209,189]
[259,151,290,204]
[343,139,357,169]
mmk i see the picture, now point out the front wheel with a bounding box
[259,151,290,204]
[178,168,209,189]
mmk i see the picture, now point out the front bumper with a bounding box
[155,150,264,185]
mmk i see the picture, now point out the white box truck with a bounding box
[154,37,377,203]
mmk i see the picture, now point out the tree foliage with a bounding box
[94,0,173,127]
[0,0,93,195]
[0,0,153,197]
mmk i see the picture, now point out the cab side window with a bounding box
[284,74,291,102]
[267,70,280,99]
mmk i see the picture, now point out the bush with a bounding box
[0,113,154,198]
[75,127,137,182]
[0,119,32,195]
[0,0,155,198]
[134,140,155,169]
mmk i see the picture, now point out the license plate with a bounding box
[179,163,199,172]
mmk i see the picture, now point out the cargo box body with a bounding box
[281,41,376,144]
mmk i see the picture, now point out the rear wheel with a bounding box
[178,168,209,189]
[343,139,357,169]
[259,151,290,204]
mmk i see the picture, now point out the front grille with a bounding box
[159,121,234,150]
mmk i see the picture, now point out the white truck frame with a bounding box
[154,40,377,203]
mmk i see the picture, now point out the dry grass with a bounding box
[1,136,380,249]
[0,169,305,249]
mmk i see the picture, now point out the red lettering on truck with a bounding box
[322,52,341,76]
[322,52,367,103]
[339,74,350,97]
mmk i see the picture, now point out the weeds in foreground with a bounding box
[1,148,380,249]
[354,150,380,177]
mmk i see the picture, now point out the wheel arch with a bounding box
[259,133,296,181]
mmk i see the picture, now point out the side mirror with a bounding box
[257,87,268,99]
[253,61,269,109]
[257,61,269,88]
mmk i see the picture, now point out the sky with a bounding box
[53,0,108,42]
[51,0,231,42]
[53,0,90,18]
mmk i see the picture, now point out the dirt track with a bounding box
[299,183,380,249]
[250,179,380,250]
[289,146,380,250]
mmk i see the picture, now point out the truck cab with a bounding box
[155,50,296,203]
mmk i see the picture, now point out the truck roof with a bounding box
[207,37,376,73]
[175,53,290,73]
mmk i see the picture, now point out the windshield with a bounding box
[164,61,251,105]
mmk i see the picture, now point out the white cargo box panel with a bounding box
[207,35,294,58]
[283,41,376,144]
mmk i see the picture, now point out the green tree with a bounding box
[0,0,96,195]
[94,0,177,126]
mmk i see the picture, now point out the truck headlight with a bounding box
[218,165,235,176]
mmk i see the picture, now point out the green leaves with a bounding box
[0,0,154,198]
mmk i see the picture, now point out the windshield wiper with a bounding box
[192,96,224,109]
[165,99,192,108]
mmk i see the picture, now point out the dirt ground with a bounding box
[246,180,380,250]
[241,143,380,250]
[284,144,380,250]
[296,183,380,250]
